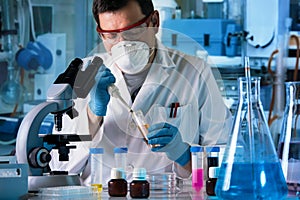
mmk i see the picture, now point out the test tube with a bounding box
[206,146,220,196]
[131,110,149,143]
[131,110,161,148]
[114,147,128,172]
[190,146,204,192]
[206,147,220,175]
[90,147,104,193]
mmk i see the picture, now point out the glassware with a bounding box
[38,186,98,199]
[206,146,220,174]
[215,77,288,199]
[108,168,127,197]
[206,166,220,196]
[130,168,150,199]
[131,110,149,144]
[0,69,23,105]
[190,146,204,193]
[114,147,128,171]
[146,172,177,194]
[90,148,104,193]
[205,146,220,196]
[278,81,300,195]
[130,110,161,148]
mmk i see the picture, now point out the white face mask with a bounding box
[111,41,151,74]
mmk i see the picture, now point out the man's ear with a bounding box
[151,10,160,34]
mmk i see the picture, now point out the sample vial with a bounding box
[190,146,204,192]
[130,168,150,198]
[131,110,149,143]
[206,146,220,176]
[206,146,220,196]
[175,6,182,19]
[206,167,220,196]
[108,168,128,197]
[114,147,128,171]
[131,110,161,148]
[90,148,104,193]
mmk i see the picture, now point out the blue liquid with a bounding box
[215,162,288,200]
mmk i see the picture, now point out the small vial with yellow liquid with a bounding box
[90,148,104,193]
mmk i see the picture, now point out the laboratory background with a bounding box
[0,0,299,199]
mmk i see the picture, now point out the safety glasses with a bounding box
[96,11,156,44]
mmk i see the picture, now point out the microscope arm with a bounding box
[16,101,59,176]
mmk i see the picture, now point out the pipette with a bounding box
[108,84,160,148]
[244,56,256,168]
[108,84,132,112]
[107,84,149,144]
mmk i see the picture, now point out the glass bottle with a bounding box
[278,81,300,195]
[215,77,288,199]
[90,148,104,193]
[130,168,150,198]
[206,166,220,196]
[205,146,220,196]
[190,146,204,192]
[108,168,128,197]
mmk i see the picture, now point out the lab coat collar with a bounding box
[139,40,176,89]
[154,40,176,69]
[130,41,177,110]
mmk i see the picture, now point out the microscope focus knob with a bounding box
[28,147,52,168]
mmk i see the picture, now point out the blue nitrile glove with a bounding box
[147,122,190,166]
[89,65,115,116]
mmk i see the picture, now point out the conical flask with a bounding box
[215,77,288,199]
[278,81,300,194]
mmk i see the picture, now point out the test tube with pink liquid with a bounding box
[190,146,204,192]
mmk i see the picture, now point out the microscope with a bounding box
[15,56,103,191]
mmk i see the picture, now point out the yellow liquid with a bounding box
[139,124,161,148]
[91,183,103,193]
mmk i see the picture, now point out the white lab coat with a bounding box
[50,41,232,186]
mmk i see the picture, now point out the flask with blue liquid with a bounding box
[215,73,288,199]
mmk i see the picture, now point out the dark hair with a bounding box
[92,0,154,27]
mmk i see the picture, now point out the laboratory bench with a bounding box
[20,184,300,200]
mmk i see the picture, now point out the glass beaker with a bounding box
[215,77,288,199]
[278,81,300,195]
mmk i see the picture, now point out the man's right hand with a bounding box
[89,65,116,116]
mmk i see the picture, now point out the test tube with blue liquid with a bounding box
[190,146,204,192]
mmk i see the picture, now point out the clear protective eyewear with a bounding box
[96,11,156,44]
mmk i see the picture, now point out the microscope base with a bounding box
[28,174,81,192]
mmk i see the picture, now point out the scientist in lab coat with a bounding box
[50,0,232,186]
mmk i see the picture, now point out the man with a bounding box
[50,0,232,186]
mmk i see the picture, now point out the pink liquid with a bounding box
[192,168,204,192]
